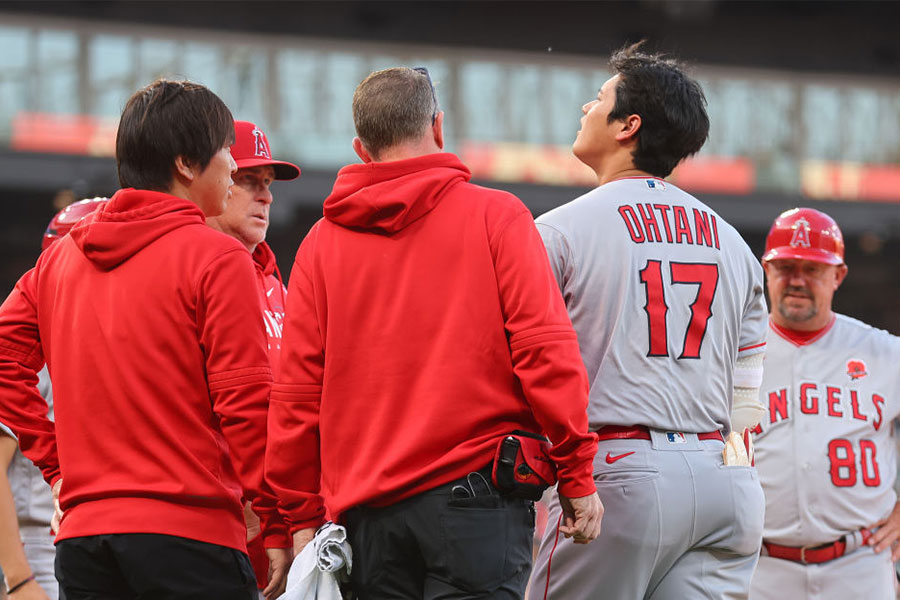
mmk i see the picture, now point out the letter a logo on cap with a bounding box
[252,127,271,159]
[790,217,811,248]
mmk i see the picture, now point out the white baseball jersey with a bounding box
[0,366,58,599]
[537,177,767,433]
[0,366,55,526]
[750,314,900,600]
[754,314,900,545]
[530,176,768,600]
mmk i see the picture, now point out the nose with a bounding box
[785,268,806,285]
[582,100,597,115]
[227,151,237,174]
[258,185,273,205]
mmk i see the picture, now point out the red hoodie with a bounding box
[252,242,288,376]
[266,153,597,530]
[0,188,288,551]
[247,240,287,589]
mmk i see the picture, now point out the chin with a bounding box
[572,144,590,167]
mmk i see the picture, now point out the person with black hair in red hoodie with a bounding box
[266,67,603,599]
[207,120,300,600]
[0,79,289,599]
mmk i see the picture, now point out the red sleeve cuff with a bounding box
[289,517,326,536]
[556,476,598,499]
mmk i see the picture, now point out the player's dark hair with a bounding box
[116,79,234,191]
[353,67,438,160]
[608,42,709,178]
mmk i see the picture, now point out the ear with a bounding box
[352,137,374,163]
[834,264,849,289]
[432,111,445,150]
[615,114,642,142]
[174,156,194,182]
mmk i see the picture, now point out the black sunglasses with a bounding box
[413,66,438,125]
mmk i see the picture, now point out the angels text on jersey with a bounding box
[755,381,888,489]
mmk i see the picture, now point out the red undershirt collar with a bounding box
[770,314,836,346]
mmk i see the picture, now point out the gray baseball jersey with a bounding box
[0,366,58,599]
[537,177,767,432]
[528,177,768,599]
[750,314,900,600]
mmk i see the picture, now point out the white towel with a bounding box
[277,522,352,600]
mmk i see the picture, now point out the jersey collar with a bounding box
[769,314,836,347]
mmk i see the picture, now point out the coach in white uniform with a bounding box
[750,208,900,600]
[527,42,768,599]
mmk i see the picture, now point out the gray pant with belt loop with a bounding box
[529,430,765,600]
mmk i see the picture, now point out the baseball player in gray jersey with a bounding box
[750,208,900,600]
[528,43,768,599]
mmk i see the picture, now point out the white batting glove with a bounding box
[723,430,754,466]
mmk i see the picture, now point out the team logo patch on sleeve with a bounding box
[846,359,868,380]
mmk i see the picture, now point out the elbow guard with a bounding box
[732,353,765,431]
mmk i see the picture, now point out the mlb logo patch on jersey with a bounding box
[665,432,686,444]
[846,359,868,380]
[645,179,666,191]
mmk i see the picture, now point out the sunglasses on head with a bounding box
[413,66,437,125]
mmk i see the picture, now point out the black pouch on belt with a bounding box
[491,430,558,501]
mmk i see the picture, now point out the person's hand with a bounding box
[243,502,261,542]
[558,491,603,544]
[869,500,900,560]
[292,527,316,557]
[262,547,291,599]
[50,479,63,534]
[8,577,51,599]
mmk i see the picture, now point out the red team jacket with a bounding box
[253,241,287,375]
[248,240,287,588]
[0,189,287,551]
[266,153,598,531]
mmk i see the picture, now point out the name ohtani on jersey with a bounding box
[618,202,720,249]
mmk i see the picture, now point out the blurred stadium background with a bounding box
[2,0,899,332]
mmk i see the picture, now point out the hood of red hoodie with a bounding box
[323,153,471,234]
[251,241,276,277]
[69,188,206,271]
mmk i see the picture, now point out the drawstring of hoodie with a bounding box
[273,260,287,313]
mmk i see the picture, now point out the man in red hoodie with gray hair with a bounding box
[207,119,300,598]
[266,66,603,599]
[0,80,289,599]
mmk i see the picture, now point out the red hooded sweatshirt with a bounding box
[0,188,288,551]
[266,153,597,530]
[247,240,287,589]
[252,242,288,376]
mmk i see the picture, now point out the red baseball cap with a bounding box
[230,120,300,181]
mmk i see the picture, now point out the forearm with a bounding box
[212,379,290,546]
[0,363,58,485]
[510,336,598,497]
[265,392,326,532]
[0,464,32,589]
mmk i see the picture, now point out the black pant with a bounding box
[55,533,257,600]
[344,469,535,599]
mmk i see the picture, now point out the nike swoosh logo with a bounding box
[605,451,636,464]
[266,287,275,297]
